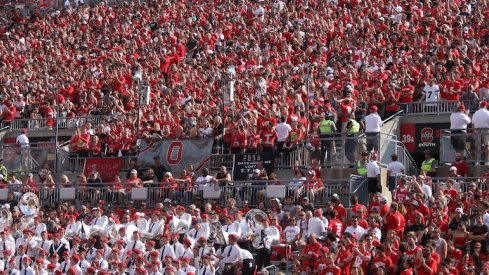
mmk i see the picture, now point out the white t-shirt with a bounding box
[275,122,292,142]
[15,134,30,148]
[284,225,300,242]
[423,84,440,102]
[450,112,471,131]
[364,113,383,133]
[195,175,214,189]
[366,161,380,178]
[387,161,405,177]
[307,217,326,237]
[472,108,489,128]
[344,225,366,240]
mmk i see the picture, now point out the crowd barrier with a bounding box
[440,128,489,164]
[400,100,478,115]
[1,115,104,131]
[1,180,359,209]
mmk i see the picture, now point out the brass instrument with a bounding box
[18,192,39,231]
[0,205,12,231]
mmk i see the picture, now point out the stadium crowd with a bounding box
[0,0,488,274]
[0,0,487,158]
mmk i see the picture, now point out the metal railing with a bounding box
[439,128,489,164]
[3,180,356,209]
[1,116,104,131]
[399,100,477,115]
[0,145,56,174]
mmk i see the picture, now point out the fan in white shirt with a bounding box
[307,210,327,237]
[283,222,301,244]
[344,216,366,240]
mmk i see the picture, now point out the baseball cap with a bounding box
[449,166,457,172]
[455,208,464,214]
[370,106,378,112]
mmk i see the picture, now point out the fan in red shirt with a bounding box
[371,244,394,273]
[229,125,247,154]
[260,122,277,155]
[328,211,344,239]
[350,195,368,219]
[393,177,410,204]
[318,253,341,275]
[301,234,322,271]
[330,197,347,225]
[414,246,438,275]
[405,232,422,259]
[335,241,352,275]
[384,202,406,237]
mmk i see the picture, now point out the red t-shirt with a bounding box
[415,257,437,275]
[385,211,406,234]
[319,265,341,275]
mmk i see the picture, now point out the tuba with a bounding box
[18,192,39,231]
[0,205,12,231]
[209,220,225,245]
[169,217,190,234]
[245,209,268,230]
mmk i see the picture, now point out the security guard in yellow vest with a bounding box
[356,151,369,176]
[420,150,438,177]
[318,113,337,166]
[345,113,361,163]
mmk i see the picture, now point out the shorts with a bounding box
[367,177,381,194]
[388,176,396,191]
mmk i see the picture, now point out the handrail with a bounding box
[4,180,353,208]
[0,115,105,131]
[399,100,477,115]
[382,110,404,124]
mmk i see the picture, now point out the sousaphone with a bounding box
[18,192,39,230]
[0,205,12,231]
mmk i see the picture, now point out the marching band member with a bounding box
[217,234,243,275]
[250,219,272,271]
[170,234,185,259]
[186,218,209,245]
[180,257,196,274]
[90,207,109,228]
[181,239,195,259]
[59,251,71,273]
[0,229,15,258]
[0,249,12,271]
[158,234,176,262]
[173,206,192,243]
[126,231,146,253]
[36,231,52,258]
[146,211,165,240]
[198,254,215,275]
[94,249,109,271]
[234,211,251,250]
[19,256,35,275]
[16,230,38,258]
[31,216,47,237]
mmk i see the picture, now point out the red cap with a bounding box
[150,250,159,256]
[458,104,466,111]
[87,267,96,272]
[198,236,206,242]
[370,106,378,112]
[480,101,488,108]
[2,250,11,255]
[72,254,80,262]
[147,240,155,246]
[47,263,56,270]
[55,271,63,275]
[63,251,70,256]
[182,256,191,262]
[96,249,104,255]
[228,233,238,240]
[133,248,142,255]
[183,238,192,247]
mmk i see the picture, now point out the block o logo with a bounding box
[420,127,434,143]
